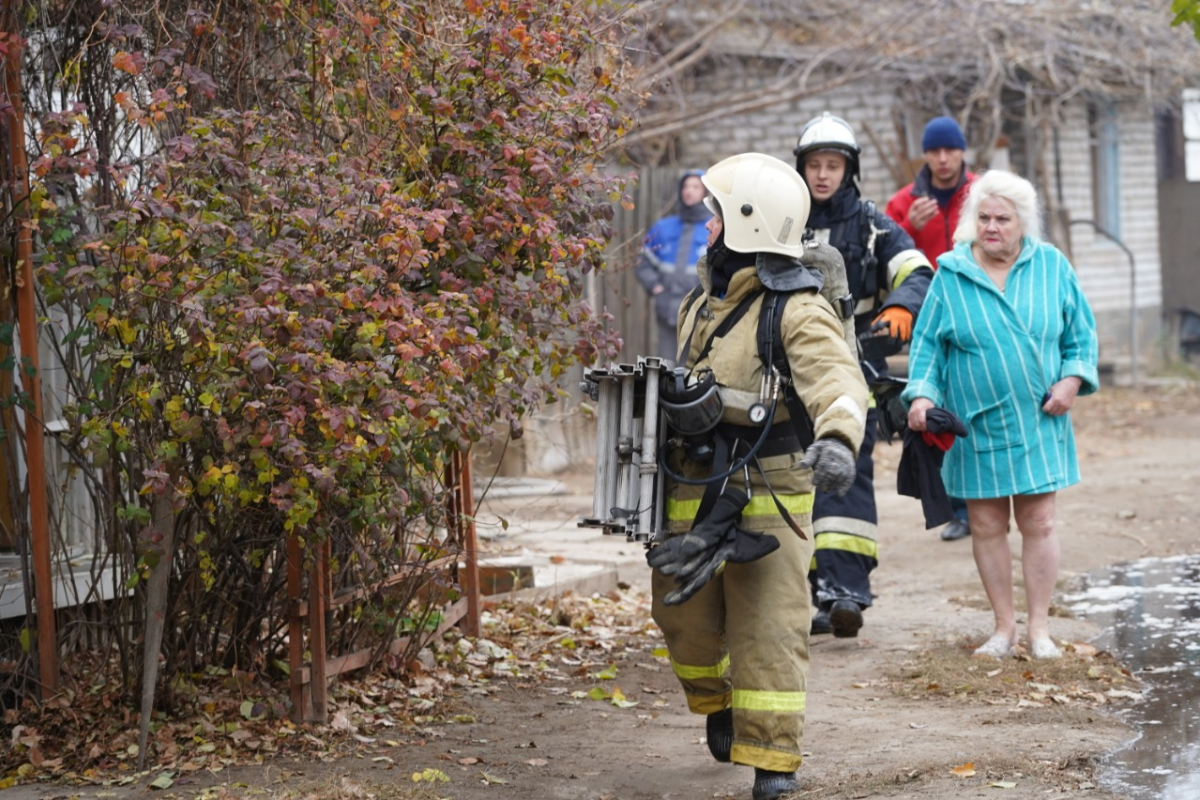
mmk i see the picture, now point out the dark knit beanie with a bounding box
[922,116,966,152]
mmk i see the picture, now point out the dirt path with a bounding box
[412,384,1195,800]
[8,384,1200,800]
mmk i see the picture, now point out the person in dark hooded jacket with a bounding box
[793,112,934,638]
[635,170,712,360]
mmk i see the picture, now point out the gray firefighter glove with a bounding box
[799,437,856,496]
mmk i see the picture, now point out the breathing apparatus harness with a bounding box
[657,281,817,539]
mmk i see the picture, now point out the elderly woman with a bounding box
[901,170,1099,660]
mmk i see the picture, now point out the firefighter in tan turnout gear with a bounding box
[648,152,868,800]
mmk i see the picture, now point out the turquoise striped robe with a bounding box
[901,238,1099,498]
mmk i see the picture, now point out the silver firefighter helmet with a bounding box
[793,112,861,181]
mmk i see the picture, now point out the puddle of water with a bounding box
[1061,554,1200,800]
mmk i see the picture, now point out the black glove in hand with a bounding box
[799,438,856,496]
[663,549,725,606]
[646,489,749,574]
[648,489,781,606]
[664,526,780,606]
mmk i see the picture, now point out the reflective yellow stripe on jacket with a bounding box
[666,493,815,525]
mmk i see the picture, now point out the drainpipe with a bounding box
[1068,219,1138,387]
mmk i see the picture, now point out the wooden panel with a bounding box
[596,167,690,363]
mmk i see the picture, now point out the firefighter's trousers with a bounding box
[810,406,879,609]
[651,506,814,773]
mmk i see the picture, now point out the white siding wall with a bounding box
[1054,103,1162,314]
[1052,102,1162,367]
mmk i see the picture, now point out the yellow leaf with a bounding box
[951,762,976,777]
[411,768,449,783]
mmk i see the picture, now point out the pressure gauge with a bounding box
[748,403,769,425]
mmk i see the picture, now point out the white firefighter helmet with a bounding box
[793,112,861,181]
[699,153,810,258]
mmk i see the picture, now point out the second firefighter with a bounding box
[793,112,934,638]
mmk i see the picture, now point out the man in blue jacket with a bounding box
[793,113,934,638]
[635,170,711,360]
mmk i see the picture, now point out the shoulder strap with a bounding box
[862,200,890,304]
[679,285,704,319]
[756,290,816,449]
[682,289,763,369]
[674,285,708,363]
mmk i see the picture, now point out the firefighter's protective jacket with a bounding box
[806,184,932,339]
[665,260,869,534]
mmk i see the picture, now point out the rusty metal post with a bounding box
[453,450,480,637]
[2,1,56,694]
[286,535,309,721]
[307,538,329,722]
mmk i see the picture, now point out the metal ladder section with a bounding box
[578,357,672,542]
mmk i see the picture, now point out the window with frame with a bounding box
[1088,101,1121,238]
[1184,88,1200,182]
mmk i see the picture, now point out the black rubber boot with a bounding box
[753,768,800,800]
[829,599,863,638]
[810,608,832,636]
[705,707,733,763]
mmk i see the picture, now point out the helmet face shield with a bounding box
[699,153,810,258]
[703,194,722,218]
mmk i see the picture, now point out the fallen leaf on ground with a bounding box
[951,762,976,777]
[412,768,450,783]
[149,772,175,790]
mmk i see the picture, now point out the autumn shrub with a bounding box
[16,0,632,713]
